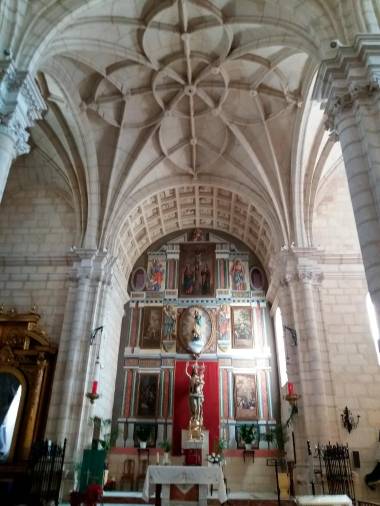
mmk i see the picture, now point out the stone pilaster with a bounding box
[46,250,127,460]
[0,59,45,200]
[314,34,380,323]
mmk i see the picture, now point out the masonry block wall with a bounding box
[312,158,380,496]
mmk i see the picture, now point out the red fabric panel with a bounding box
[173,360,219,455]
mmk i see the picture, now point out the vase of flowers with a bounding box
[207,453,223,465]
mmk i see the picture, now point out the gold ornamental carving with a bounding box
[0,306,57,464]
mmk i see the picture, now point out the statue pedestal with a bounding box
[181,430,209,466]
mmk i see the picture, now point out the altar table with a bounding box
[142,465,227,506]
[296,495,353,506]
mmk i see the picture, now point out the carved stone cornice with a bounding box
[0,59,46,156]
[313,34,380,133]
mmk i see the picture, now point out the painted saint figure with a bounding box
[162,305,176,340]
[149,258,164,291]
[201,263,210,294]
[230,259,246,291]
[183,264,193,294]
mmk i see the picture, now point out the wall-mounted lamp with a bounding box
[86,326,104,403]
[341,406,360,433]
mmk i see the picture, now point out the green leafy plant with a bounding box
[239,424,256,445]
[136,425,151,442]
[159,439,171,452]
[263,429,274,449]
[88,417,118,451]
[273,423,289,451]
[217,437,227,453]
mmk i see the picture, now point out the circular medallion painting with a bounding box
[178,306,212,356]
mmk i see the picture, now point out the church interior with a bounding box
[1,1,380,505]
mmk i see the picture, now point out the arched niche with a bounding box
[0,308,57,466]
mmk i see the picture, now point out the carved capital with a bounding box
[314,35,380,132]
[0,60,46,156]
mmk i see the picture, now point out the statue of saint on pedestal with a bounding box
[185,361,205,439]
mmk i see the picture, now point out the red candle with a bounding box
[287,382,294,396]
[91,380,98,395]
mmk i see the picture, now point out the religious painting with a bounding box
[250,266,265,291]
[231,306,253,348]
[162,304,177,340]
[234,374,258,421]
[146,255,166,292]
[136,373,159,417]
[131,267,146,291]
[178,306,213,356]
[217,304,231,342]
[229,258,250,291]
[187,228,209,242]
[141,307,162,349]
[179,244,215,297]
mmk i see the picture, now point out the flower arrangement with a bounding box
[207,452,223,464]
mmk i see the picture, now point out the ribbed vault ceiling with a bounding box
[4,0,368,271]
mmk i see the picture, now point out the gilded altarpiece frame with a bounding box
[0,308,57,463]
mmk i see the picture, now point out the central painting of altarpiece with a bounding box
[114,230,279,454]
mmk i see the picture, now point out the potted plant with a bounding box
[136,425,150,448]
[240,424,256,450]
[263,429,274,450]
[159,439,171,464]
[273,423,289,453]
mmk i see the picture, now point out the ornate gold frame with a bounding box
[0,365,27,462]
[0,307,57,464]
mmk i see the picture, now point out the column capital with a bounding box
[313,34,380,131]
[267,247,323,299]
[0,59,46,156]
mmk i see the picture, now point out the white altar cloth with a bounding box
[142,465,227,504]
[296,495,353,506]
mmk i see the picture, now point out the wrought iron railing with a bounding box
[27,438,67,505]
[308,442,355,501]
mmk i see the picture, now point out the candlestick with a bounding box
[287,382,294,396]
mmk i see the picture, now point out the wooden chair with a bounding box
[119,458,135,491]
[136,458,149,491]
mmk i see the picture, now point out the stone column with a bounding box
[269,249,332,491]
[0,60,45,200]
[314,34,380,322]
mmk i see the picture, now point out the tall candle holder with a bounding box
[284,382,301,426]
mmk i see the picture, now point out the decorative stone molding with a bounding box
[0,60,46,156]
[268,248,323,298]
[313,34,380,132]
